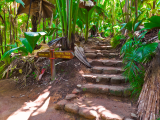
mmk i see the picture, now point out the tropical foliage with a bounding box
[121,36,158,95]
[0,0,160,95]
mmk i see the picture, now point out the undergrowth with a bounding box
[110,34,125,48]
[121,36,158,97]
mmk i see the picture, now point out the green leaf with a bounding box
[76,19,83,30]
[78,8,87,24]
[87,6,96,21]
[44,28,58,36]
[20,38,33,53]
[138,31,147,39]
[134,18,145,32]
[158,30,160,40]
[133,11,146,28]
[136,42,158,63]
[24,32,46,50]
[125,21,133,31]
[144,16,160,29]
[120,23,127,31]
[16,0,25,7]
[2,47,28,60]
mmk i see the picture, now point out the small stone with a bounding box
[124,118,134,120]
[55,100,68,110]
[64,104,79,114]
[77,84,82,88]
[72,88,81,94]
[65,94,77,100]
[131,113,137,119]
[79,107,97,119]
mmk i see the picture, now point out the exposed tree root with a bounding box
[2,57,49,89]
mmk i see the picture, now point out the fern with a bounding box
[121,38,158,96]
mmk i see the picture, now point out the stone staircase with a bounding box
[81,42,131,98]
[55,40,136,120]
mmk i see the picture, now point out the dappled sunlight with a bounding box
[32,97,50,116]
[75,100,123,119]
[7,86,51,120]
[79,70,84,74]
[93,105,122,119]
[101,110,122,119]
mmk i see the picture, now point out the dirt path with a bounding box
[54,38,137,120]
[0,79,74,120]
[0,38,137,120]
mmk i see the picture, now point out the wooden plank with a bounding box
[54,51,74,59]
[37,52,50,58]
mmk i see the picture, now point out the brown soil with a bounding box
[0,38,136,120]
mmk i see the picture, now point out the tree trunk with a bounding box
[3,9,6,51]
[31,15,38,32]
[137,43,160,120]
[0,30,3,55]
[135,0,138,18]
[43,18,46,43]
[9,5,12,45]
[125,0,129,22]
[152,0,156,16]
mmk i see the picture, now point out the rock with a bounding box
[65,94,77,100]
[79,107,97,119]
[64,103,79,114]
[55,99,68,110]
[131,113,137,119]
[124,118,134,120]
[77,84,82,88]
[72,88,81,94]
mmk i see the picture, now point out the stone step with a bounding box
[55,96,125,120]
[98,42,110,46]
[91,45,113,50]
[104,53,120,58]
[83,74,127,84]
[85,53,120,59]
[91,66,123,74]
[89,59,123,67]
[81,84,131,97]
[84,49,118,53]
[54,97,125,120]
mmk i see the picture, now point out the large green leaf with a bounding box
[24,32,46,50]
[20,38,33,53]
[88,6,96,21]
[144,16,160,29]
[2,47,28,60]
[78,8,87,24]
[136,42,158,63]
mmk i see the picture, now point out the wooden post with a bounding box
[50,49,56,80]
[37,50,74,80]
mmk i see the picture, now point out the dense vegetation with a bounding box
[0,0,160,96]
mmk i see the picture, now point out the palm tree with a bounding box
[17,0,55,32]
